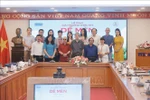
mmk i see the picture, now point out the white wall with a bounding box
[0,20,28,46]
[0,19,150,64]
[128,19,150,64]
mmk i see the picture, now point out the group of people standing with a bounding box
[22,27,124,63]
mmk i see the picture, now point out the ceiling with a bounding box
[0,0,150,13]
[0,7,150,13]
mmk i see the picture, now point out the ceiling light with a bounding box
[1,1,150,7]
[137,10,141,11]
[13,10,17,12]
[95,9,99,11]
[6,7,10,10]
[141,7,145,9]
[51,7,55,9]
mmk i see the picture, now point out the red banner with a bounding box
[0,12,150,20]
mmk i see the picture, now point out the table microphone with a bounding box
[53,67,65,78]
[146,80,150,95]
[136,76,144,87]
[16,63,22,71]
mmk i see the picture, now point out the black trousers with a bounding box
[88,57,97,62]
[45,58,54,62]
[54,48,60,62]
[71,52,82,58]
[33,55,43,62]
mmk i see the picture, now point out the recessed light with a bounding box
[13,10,17,12]
[51,8,55,10]
[137,10,141,12]
[141,7,145,10]
[6,8,10,10]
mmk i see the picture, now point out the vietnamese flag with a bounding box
[0,19,10,67]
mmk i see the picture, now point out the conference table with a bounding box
[0,62,150,100]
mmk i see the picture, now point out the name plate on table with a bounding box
[131,76,140,84]
[136,73,150,76]
[138,53,150,57]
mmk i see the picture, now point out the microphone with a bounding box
[53,67,66,78]
[136,76,144,87]
[16,62,22,71]
[146,80,150,95]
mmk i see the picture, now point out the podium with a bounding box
[11,46,24,62]
[136,49,150,67]
[27,77,90,100]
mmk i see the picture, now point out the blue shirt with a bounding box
[103,35,114,52]
[43,42,56,58]
[84,44,98,58]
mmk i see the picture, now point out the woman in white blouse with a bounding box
[80,28,88,45]
[98,37,110,63]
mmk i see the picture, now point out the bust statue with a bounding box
[11,28,23,47]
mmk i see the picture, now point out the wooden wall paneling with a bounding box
[65,68,83,77]
[111,70,118,100]
[5,81,12,100]
[136,49,150,67]
[18,76,22,99]
[42,67,57,77]
[12,78,18,100]
[0,84,6,100]
[35,67,41,76]
[22,74,26,98]
[105,68,112,87]
[87,68,106,87]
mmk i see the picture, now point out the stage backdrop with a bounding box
[30,19,127,59]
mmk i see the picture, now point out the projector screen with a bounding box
[30,19,127,59]
[34,84,83,100]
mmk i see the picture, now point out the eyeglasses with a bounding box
[63,39,67,40]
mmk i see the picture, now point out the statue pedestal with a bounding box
[11,46,24,62]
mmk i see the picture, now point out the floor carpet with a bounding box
[91,88,116,100]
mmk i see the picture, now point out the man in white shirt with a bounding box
[38,29,45,42]
[89,28,100,46]
[23,27,35,61]
[31,35,44,62]
[98,37,109,63]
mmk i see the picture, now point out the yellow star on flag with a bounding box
[0,38,8,52]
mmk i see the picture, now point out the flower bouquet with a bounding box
[70,56,88,67]
[137,41,150,49]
